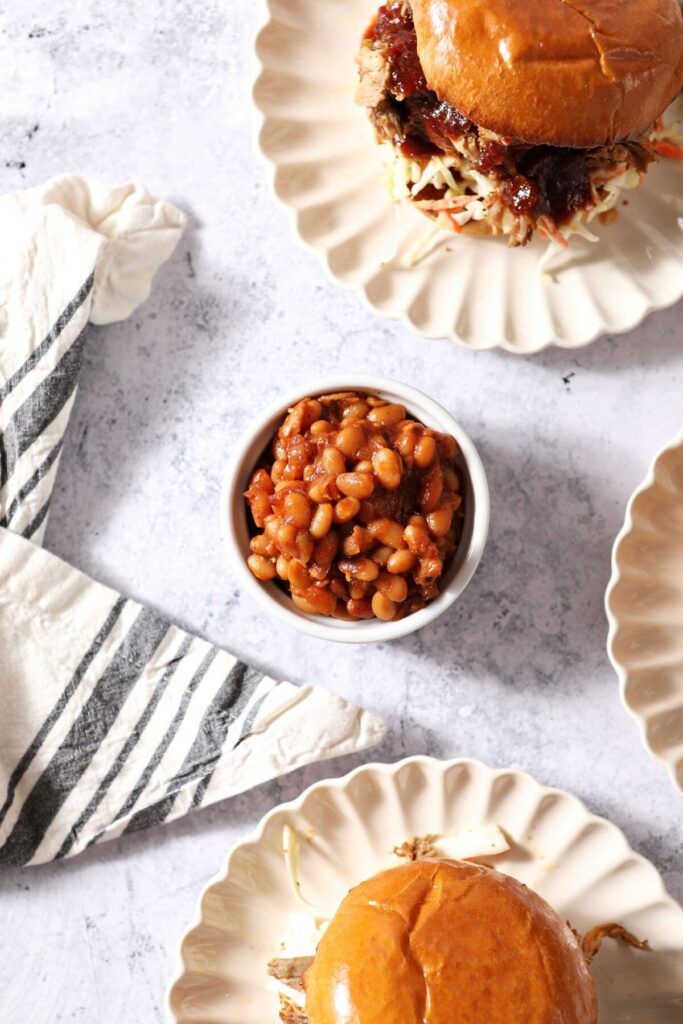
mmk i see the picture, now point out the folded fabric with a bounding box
[0,175,385,867]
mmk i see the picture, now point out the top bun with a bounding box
[305,859,597,1024]
[410,0,683,147]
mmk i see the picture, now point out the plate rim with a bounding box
[250,0,683,354]
[605,427,683,795]
[165,753,681,1021]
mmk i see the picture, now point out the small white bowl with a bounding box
[221,375,489,643]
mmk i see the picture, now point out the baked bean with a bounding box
[250,534,270,556]
[367,403,406,427]
[277,523,299,556]
[395,426,418,460]
[264,515,280,538]
[247,554,276,581]
[347,598,374,619]
[414,435,437,469]
[376,571,408,603]
[284,491,312,529]
[322,446,346,476]
[371,592,397,621]
[295,530,314,563]
[310,502,334,539]
[418,463,443,513]
[404,523,433,556]
[243,390,465,622]
[308,474,337,504]
[271,459,286,484]
[320,391,358,402]
[288,559,312,592]
[438,433,460,459]
[341,400,369,424]
[300,585,336,616]
[426,506,453,537]
[248,468,274,494]
[247,490,271,528]
[334,496,361,522]
[276,555,290,580]
[310,419,335,436]
[415,556,443,587]
[368,518,407,549]
[334,425,365,460]
[372,545,394,566]
[367,433,388,453]
[336,472,374,499]
[343,526,374,557]
[313,531,339,570]
[284,434,311,478]
[292,593,320,615]
[387,549,417,574]
[372,448,402,490]
[338,557,379,582]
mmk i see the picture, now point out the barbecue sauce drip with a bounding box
[367,3,471,157]
[368,1,593,225]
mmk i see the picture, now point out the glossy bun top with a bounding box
[304,858,598,1024]
[410,0,683,146]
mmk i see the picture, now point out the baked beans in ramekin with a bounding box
[222,377,489,643]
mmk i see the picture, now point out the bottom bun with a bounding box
[304,859,597,1024]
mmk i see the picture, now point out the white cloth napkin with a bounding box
[0,175,385,867]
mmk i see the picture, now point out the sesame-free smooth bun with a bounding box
[304,859,597,1024]
[410,0,683,148]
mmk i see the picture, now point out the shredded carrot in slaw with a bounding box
[653,139,683,160]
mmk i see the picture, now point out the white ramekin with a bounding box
[220,376,489,643]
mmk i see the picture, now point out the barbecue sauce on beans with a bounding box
[367,1,594,226]
[244,392,465,623]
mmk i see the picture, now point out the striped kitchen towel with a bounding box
[0,176,385,867]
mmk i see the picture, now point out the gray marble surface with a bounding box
[1,2,682,1021]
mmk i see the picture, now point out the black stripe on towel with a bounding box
[0,326,88,490]
[189,680,272,810]
[21,497,52,539]
[0,438,63,528]
[0,607,170,867]
[54,635,194,858]
[0,273,94,404]
[0,597,126,831]
[105,648,220,835]
[122,663,265,834]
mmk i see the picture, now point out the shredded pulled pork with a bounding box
[356,1,658,247]
[581,923,650,964]
[392,833,439,860]
[268,957,313,1024]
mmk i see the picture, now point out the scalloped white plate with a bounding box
[607,430,683,795]
[167,757,683,1023]
[252,0,683,353]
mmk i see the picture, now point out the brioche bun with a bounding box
[410,0,683,148]
[304,859,597,1024]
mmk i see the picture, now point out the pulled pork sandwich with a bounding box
[269,859,609,1024]
[356,0,683,247]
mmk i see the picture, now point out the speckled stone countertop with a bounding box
[0,2,682,1022]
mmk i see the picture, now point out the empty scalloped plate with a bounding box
[252,0,683,353]
[607,431,683,795]
[167,756,683,1023]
